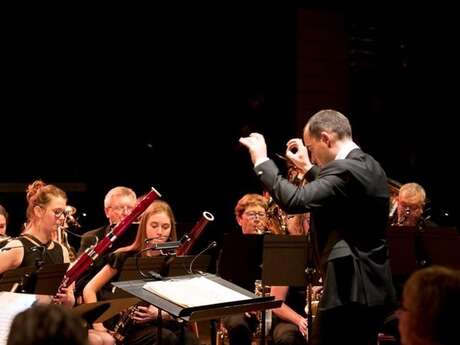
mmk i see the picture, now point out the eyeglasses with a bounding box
[110,205,134,213]
[51,208,66,218]
[244,211,267,219]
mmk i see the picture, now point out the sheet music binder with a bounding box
[0,263,69,295]
[112,273,281,322]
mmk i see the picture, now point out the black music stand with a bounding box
[418,227,460,269]
[112,273,282,345]
[260,235,308,344]
[386,227,419,275]
[217,233,264,292]
[0,263,69,295]
[111,255,211,298]
[262,235,308,286]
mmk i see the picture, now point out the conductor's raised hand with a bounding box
[286,138,312,174]
[239,133,268,165]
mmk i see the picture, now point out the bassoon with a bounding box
[110,210,215,344]
[56,187,161,294]
[176,211,214,256]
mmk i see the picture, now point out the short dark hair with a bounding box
[7,304,89,345]
[306,109,352,140]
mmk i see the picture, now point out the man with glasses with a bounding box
[76,186,137,301]
[391,182,431,227]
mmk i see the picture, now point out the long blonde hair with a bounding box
[117,200,177,255]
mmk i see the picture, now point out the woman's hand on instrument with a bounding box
[92,322,108,332]
[133,305,161,323]
[52,287,75,307]
[286,138,312,174]
[297,315,308,337]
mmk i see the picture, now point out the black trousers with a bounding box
[272,322,307,345]
[310,304,385,345]
[124,320,199,345]
[222,314,258,345]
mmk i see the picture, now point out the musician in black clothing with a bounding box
[390,182,436,228]
[0,180,73,306]
[83,200,199,345]
[76,186,137,299]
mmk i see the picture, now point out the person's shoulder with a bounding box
[81,225,108,238]
[0,238,24,254]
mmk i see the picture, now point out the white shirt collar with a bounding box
[335,141,360,160]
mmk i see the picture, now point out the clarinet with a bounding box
[54,187,161,295]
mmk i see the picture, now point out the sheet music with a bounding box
[143,276,251,307]
[0,292,37,345]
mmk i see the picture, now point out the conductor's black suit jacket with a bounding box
[255,149,395,310]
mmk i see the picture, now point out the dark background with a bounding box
[1,4,458,252]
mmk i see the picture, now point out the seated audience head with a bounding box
[7,304,89,345]
[103,186,137,225]
[234,193,268,234]
[398,265,460,345]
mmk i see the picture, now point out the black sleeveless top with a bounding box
[16,236,64,268]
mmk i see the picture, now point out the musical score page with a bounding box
[0,292,37,345]
[143,276,251,307]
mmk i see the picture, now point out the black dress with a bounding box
[105,251,199,345]
[17,235,64,267]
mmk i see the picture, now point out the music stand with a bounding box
[217,233,264,292]
[261,235,308,286]
[112,273,282,345]
[418,227,460,269]
[0,263,69,295]
[259,235,308,344]
[111,255,211,298]
[386,227,418,276]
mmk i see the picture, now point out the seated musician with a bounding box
[76,186,138,300]
[270,198,311,345]
[390,182,435,227]
[0,180,114,345]
[221,193,268,345]
[0,180,74,304]
[83,200,199,345]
